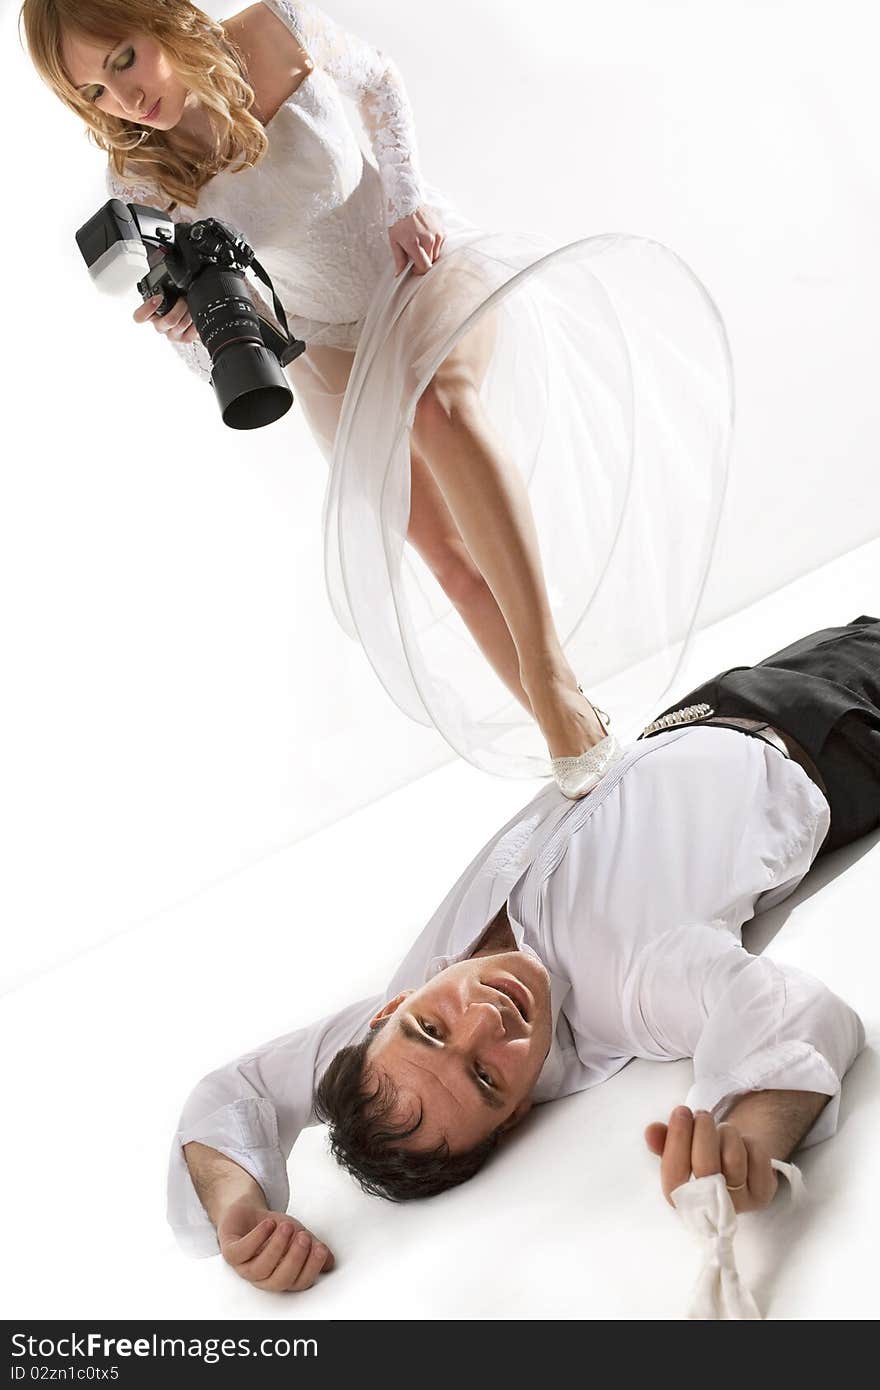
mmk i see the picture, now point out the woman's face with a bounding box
[61,29,190,129]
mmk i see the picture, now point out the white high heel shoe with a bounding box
[551,684,624,800]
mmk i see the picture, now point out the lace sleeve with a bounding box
[105,165,213,383]
[266,0,427,226]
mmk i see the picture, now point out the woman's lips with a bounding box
[145,99,161,121]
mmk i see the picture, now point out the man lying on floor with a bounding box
[172,616,878,1292]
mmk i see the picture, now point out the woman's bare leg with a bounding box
[289,342,535,716]
[411,317,606,760]
[407,442,534,716]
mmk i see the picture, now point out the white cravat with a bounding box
[671,1160,807,1319]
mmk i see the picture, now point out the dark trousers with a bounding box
[647,614,880,856]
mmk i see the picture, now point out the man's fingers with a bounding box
[643,1121,667,1156]
[287,1238,333,1292]
[257,1228,315,1292]
[691,1109,721,1178]
[222,1216,277,1267]
[742,1136,778,1210]
[238,1221,298,1282]
[718,1122,748,1191]
[660,1106,694,1205]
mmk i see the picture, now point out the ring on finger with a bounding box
[725,1179,747,1191]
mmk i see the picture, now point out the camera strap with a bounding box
[249,256,304,367]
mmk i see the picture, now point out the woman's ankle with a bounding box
[519,655,579,710]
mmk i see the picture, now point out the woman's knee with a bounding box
[412,375,479,442]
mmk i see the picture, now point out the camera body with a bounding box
[76,198,307,430]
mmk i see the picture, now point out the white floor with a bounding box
[2,536,878,1320]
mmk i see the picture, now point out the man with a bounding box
[171,617,877,1294]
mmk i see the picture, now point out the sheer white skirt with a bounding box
[284,186,734,779]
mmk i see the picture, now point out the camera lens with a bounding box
[186,267,293,429]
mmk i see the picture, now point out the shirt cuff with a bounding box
[685,1039,848,1151]
[166,1097,291,1258]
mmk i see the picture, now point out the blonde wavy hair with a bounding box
[19,0,270,210]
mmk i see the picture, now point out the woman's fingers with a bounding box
[155,304,193,338]
[132,293,195,339]
[402,237,435,275]
[132,294,163,324]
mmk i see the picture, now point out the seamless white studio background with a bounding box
[2,0,879,987]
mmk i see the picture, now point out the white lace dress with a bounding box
[106,0,733,779]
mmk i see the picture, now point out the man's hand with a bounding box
[644,1105,779,1214]
[388,205,446,276]
[217,1197,335,1293]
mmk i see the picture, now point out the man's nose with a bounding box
[458,1000,506,1045]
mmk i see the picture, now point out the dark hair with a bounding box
[313,1020,503,1201]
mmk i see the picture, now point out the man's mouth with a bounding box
[485,976,531,1024]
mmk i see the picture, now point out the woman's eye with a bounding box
[88,48,135,102]
[476,1065,496,1090]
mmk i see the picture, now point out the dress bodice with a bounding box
[104,0,445,373]
[176,67,393,345]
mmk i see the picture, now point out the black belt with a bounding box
[638,706,828,800]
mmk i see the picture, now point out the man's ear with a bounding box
[368,990,413,1029]
[498,1097,533,1135]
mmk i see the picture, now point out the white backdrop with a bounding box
[2,0,879,989]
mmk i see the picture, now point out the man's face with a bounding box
[366,949,553,1153]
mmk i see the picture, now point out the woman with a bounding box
[21,0,733,792]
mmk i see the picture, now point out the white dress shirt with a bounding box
[168,726,865,1257]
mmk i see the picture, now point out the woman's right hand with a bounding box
[132,292,200,344]
[217,1197,336,1293]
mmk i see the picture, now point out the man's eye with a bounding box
[87,48,135,102]
[476,1064,496,1090]
[418,1018,441,1039]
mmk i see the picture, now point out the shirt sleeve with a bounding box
[167,994,381,1257]
[270,0,427,225]
[637,921,866,1152]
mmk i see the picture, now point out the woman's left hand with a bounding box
[388,206,446,277]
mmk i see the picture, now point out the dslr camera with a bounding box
[76,197,306,430]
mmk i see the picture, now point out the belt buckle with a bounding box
[640,702,715,737]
